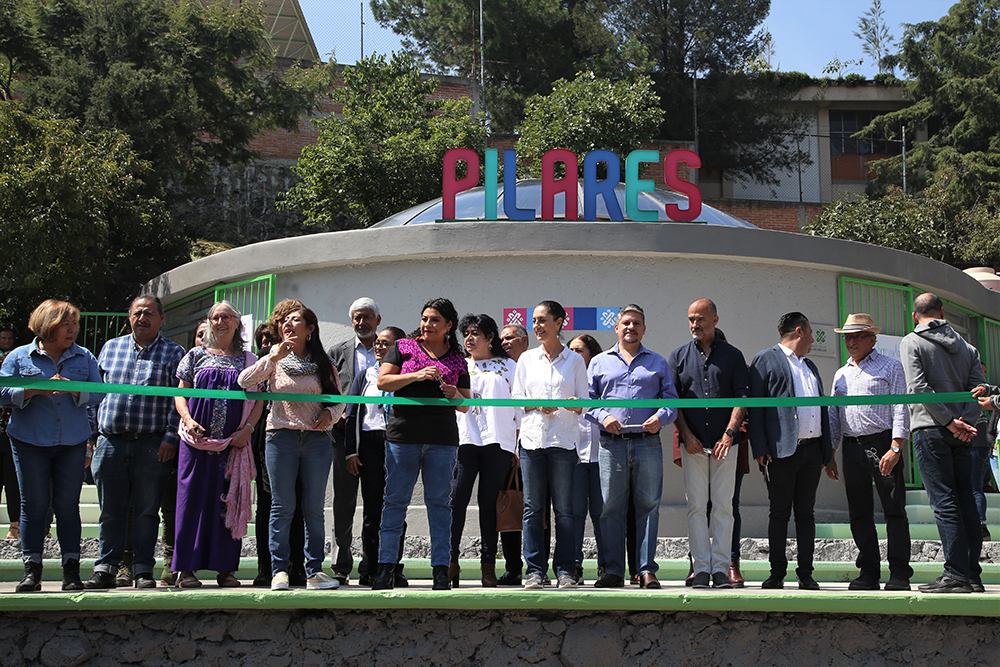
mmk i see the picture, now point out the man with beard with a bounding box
[327,298,383,585]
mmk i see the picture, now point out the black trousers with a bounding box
[450,443,514,563]
[765,438,823,578]
[0,431,20,524]
[331,430,360,576]
[356,429,404,575]
[842,432,913,580]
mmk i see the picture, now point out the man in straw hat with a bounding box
[828,313,913,591]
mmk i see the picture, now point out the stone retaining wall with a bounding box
[2,608,996,667]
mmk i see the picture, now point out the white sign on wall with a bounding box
[809,323,836,358]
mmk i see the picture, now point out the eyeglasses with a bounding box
[373,340,393,349]
[843,333,873,342]
[210,314,234,323]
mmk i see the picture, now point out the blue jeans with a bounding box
[520,445,577,577]
[379,443,457,567]
[599,433,663,577]
[265,429,333,578]
[572,461,603,568]
[92,434,172,576]
[913,427,982,583]
[10,438,86,564]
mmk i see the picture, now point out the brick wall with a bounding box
[706,199,824,233]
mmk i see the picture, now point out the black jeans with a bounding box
[357,429,404,575]
[331,430,360,576]
[450,443,513,563]
[842,432,913,580]
[765,438,823,578]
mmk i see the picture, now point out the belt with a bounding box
[605,431,648,440]
[102,432,160,441]
[843,430,891,446]
[797,436,821,446]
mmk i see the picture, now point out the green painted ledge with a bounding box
[0,559,995,617]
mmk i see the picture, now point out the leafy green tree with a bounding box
[517,71,664,177]
[6,0,334,194]
[608,0,812,185]
[805,186,949,261]
[279,53,486,227]
[866,0,1000,211]
[0,102,187,326]
[371,0,621,132]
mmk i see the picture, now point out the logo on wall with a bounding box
[503,307,618,331]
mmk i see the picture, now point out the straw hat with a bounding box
[834,313,882,335]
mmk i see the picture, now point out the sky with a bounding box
[300,0,957,77]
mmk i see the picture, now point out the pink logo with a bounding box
[503,309,527,327]
[563,307,574,331]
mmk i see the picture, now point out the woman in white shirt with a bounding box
[450,314,518,587]
[511,300,588,590]
[568,333,604,585]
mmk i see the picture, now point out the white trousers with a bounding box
[681,444,738,576]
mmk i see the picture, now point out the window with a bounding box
[829,110,901,155]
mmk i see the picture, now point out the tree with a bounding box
[517,71,664,177]
[0,102,187,326]
[279,53,486,228]
[606,0,812,185]
[866,0,1000,212]
[805,186,948,261]
[4,0,334,195]
[854,0,895,74]
[371,0,621,133]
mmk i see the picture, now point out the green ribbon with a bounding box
[0,377,979,408]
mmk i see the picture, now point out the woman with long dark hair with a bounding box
[512,300,588,590]
[374,298,471,590]
[238,306,341,590]
[450,314,518,587]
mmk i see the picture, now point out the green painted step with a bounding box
[815,523,944,540]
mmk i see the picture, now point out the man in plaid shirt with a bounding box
[828,313,912,592]
[84,296,185,589]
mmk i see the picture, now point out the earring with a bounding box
[306,333,312,342]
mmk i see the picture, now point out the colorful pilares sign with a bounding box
[442,148,702,222]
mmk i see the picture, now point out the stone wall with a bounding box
[2,608,996,667]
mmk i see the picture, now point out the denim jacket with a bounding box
[0,340,105,446]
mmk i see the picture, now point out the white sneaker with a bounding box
[557,573,578,589]
[271,571,289,591]
[306,571,340,590]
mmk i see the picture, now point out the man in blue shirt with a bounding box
[587,304,677,588]
[84,296,185,589]
[669,298,749,589]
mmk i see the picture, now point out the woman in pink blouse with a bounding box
[238,307,341,591]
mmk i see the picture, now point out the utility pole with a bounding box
[901,124,907,195]
[360,3,365,59]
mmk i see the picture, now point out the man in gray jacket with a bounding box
[900,292,986,593]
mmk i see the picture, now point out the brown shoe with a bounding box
[216,572,241,588]
[728,559,744,588]
[177,571,202,588]
[481,563,497,587]
[448,562,461,588]
[5,522,19,541]
[639,572,661,589]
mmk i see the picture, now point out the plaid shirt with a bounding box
[97,333,185,445]
[829,349,910,450]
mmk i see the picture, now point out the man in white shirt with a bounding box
[748,312,832,590]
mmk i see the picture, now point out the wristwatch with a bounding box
[891,444,901,453]
[725,428,737,439]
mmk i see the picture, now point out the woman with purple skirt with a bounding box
[173,301,263,588]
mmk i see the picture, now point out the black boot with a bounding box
[16,560,42,592]
[432,565,451,591]
[62,559,83,591]
[371,563,395,590]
